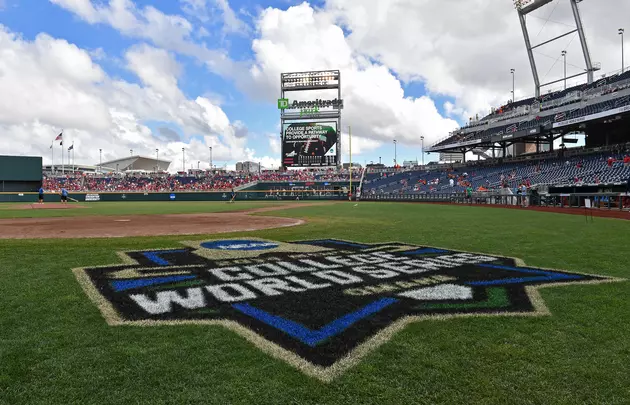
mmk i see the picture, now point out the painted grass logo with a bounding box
[74,238,619,381]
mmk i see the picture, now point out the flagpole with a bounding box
[51,142,54,174]
[61,141,64,175]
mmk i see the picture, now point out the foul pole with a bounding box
[349,125,352,200]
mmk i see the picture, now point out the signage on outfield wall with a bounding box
[552,104,630,128]
[74,238,618,380]
[85,194,100,201]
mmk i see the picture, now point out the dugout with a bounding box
[0,155,43,192]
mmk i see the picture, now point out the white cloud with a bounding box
[0,28,109,132]
[43,0,630,161]
[324,0,630,118]
[49,0,242,77]
[181,0,250,35]
[0,25,266,172]
[125,44,182,101]
[267,133,281,155]
[214,0,250,35]
[247,3,459,150]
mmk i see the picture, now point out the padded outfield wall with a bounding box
[0,155,42,192]
[0,181,354,202]
[0,191,351,203]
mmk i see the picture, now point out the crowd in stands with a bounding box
[364,145,630,196]
[42,169,360,193]
[433,70,630,148]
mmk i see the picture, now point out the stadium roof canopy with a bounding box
[99,156,171,172]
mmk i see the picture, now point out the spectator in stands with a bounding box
[623,154,630,168]
[520,184,528,208]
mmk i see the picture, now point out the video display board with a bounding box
[282,122,338,167]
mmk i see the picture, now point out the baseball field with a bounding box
[1,201,629,405]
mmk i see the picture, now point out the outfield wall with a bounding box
[0,155,42,192]
[0,190,349,203]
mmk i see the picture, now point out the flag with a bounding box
[55,133,63,141]
[60,141,63,146]
[68,145,74,151]
[49,144,52,149]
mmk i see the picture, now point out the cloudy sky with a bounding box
[0,0,627,170]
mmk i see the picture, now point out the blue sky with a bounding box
[0,0,471,168]
[0,0,624,169]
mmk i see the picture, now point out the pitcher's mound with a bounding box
[18,203,88,210]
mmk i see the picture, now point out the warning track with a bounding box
[0,203,333,240]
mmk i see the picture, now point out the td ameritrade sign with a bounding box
[74,238,618,381]
[278,98,344,110]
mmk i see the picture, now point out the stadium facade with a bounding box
[99,155,171,173]
[428,0,630,163]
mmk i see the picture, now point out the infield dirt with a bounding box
[0,203,334,239]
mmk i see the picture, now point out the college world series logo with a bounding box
[74,238,618,381]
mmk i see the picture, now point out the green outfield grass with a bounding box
[0,201,291,219]
[1,202,629,405]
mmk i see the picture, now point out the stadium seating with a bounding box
[43,169,360,192]
[364,147,630,196]
[433,72,630,148]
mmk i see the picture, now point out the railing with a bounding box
[360,192,630,211]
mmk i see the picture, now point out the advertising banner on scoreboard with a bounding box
[282,122,338,167]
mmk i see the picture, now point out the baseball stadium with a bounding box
[2,1,630,404]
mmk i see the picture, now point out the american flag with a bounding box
[55,132,63,141]
[554,112,565,122]
[506,124,517,133]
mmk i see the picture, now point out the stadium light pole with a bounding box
[420,136,425,166]
[510,69,515,101]
[620,28,625,73]
[562,51,567,89]
[393,140,397,166]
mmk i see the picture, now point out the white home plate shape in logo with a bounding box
[200,240,280,251]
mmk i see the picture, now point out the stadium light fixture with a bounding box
[281,70,340,90]
[620,28,625,73]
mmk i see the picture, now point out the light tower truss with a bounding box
[514,0,600,97]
